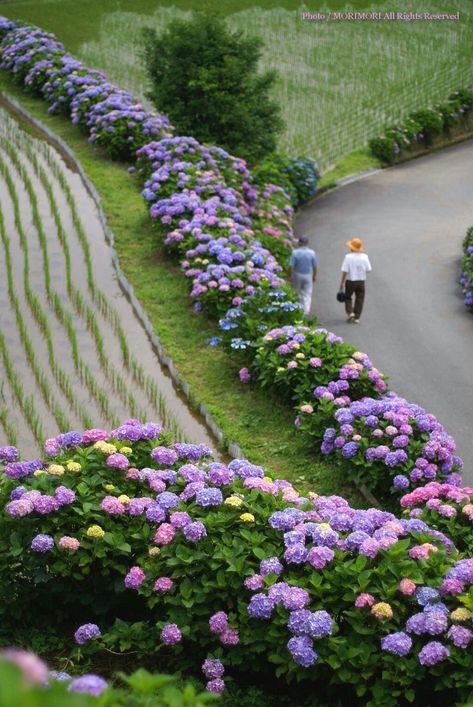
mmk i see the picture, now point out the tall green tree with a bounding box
[142,12,284,164]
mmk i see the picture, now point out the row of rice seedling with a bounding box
[0,329,44,445]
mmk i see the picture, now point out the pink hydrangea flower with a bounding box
[154,577,174,593]
[154,523,176,545]
[124,566,146,590]
[239,368,251,383]
[399,578,416,595]
[355,593,375,608]
[220,628,240,645]
[58,536,80,552]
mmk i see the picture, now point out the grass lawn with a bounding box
[0,72,365,506]
[0,0,471,171]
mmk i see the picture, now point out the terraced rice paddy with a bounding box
[0,103,217,457]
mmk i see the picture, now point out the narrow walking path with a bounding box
[296,141,473,483]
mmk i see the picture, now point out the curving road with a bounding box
[295,140,473,483]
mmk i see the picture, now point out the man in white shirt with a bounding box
[288,235,317,317]
[339,238,372,323]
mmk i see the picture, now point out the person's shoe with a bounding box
[347,313,355,322]
[354,318,360,323]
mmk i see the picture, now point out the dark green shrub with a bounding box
[142,12,284,165]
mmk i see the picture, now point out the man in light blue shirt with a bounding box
[288,235,317,316]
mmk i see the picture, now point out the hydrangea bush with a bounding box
[460,225,473,310]
[369,88,473,164]
[401,482,473,555]
[1,425,473,706]
[312,393,463,502]
[253,155,319,207]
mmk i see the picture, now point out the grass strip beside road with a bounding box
[0,74,364,505]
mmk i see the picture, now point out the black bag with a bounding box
[336,290,347,302]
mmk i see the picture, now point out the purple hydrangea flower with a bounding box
[196,487,223,507]
[157,491,181,510]
[55,486,76,506]
[6,498,34,517]
[150,446,178,465]
[74,623,101,645]
[183,521,207,542]
[244,574,265,591]
[154,577,173,593]
[248,593,275,619]
[209,612,228,634]
[416,587,440,607]
[0,446,18,463]
[267,582,290,603]
[284,543,307,564]
[169,511,192,528]
[260,557,283,576]
[418,641,450,666]
[124,566,146,590]
[206,678,225,693]
[69,675,108,696]
[381,632,412,656]
[447,625,473,648]
[31,534,54,553]
[282,587,310,611]
[202,658,225,679]
[10,486,26,501]
[160,623,182,645]
[287,635,317,667]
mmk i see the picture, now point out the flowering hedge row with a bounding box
[368,88,473,164]
[1,426,473,705]
[0,19,464,503]
[460,225,473,310]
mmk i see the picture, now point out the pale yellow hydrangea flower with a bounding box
[94,441,117,455]
[371,602,393,620]
[450,608,471,622]
[295,352,305,359]
[66,461,81,473]
[118,495,130,505]
[105,484,115,491]
[240,513,255,523]
[34,470,47,477]
[120,447,132,456]
[225,496,243,508]
[148,547,161,557]
[47,464,65,476]
[86,525,105,539]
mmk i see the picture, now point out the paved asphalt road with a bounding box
[295,140,473,483]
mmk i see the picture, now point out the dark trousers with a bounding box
[345,280,365,319]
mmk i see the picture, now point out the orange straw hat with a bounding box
[346,238,364,252]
